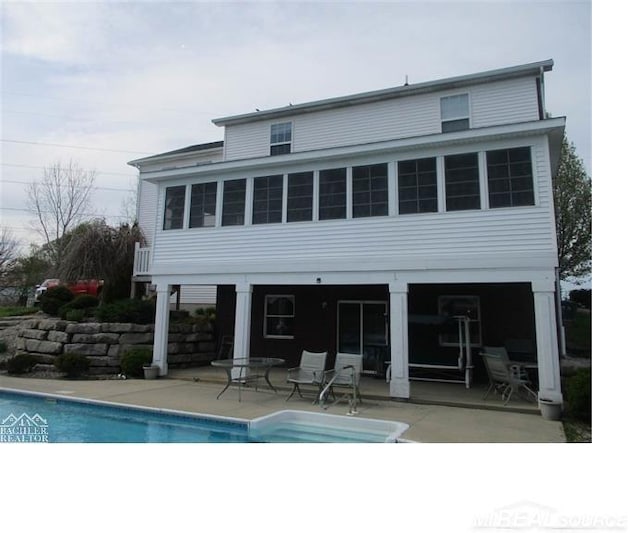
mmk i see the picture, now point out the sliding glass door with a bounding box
[337,301,388,375]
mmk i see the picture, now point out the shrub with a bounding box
[170,309,190,322]
[68,295,100,309]
[0,339,7,354]
[6,353,37,374]
[120,348,153,378]
[40,286,75,316]
[95,299,155,324]
[565,367,591,422]
[54,353,90,378]
[65,309,86,322]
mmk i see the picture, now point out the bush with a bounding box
[0,339,6,354]
[65,309,86,322]
[565,367,591,422]
[120,348,153,378]
[6,353,37,374]
[54,353,90,378]
[40,286,75,316]
[95,299,155,324]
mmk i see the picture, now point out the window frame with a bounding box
[221,178,247,227]
[286,171,314,223]
[189,181,218,228]
[444,152,480,212]
[163,185,186,230]
[352,163,389,218]
[397,157,438,215]
[252,174,284,224]
[318,167,347,220]
[440,93,470,133]
[270,122,292,155]
[263,294,295,339]
[486,146,535,208]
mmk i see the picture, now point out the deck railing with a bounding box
[133,242,152,276]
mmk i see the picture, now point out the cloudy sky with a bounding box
[2,0,592,251]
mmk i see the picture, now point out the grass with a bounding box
[563,419,592,442]
[0,306,39,318]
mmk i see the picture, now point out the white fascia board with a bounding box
[213,59,554,126]
[140,117,566,183]
[128,146,223,169]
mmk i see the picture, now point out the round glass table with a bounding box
[210,357,285,401]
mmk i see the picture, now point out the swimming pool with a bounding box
[0,389,409,443]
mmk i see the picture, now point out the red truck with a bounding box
[34,279,104,304]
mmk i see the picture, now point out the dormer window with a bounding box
[440,94,469,133]
[270,122,292,155]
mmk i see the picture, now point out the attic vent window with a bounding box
[440,94,470,133]
[270,122,292,155]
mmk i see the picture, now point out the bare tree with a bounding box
[26,160,96,272]
[0,227,20,284]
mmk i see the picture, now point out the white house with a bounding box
[129,59,566,407]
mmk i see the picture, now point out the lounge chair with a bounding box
[286,350,327,402]
[480,348,537,405]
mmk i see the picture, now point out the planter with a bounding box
[143,365,159,380]
[539,399,563,420]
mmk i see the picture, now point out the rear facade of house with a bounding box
[129,59,566,405]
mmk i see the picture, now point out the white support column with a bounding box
[233,283,253,378]
[389,281,410,399]
[533,280,563,404]
[152,282,171,376]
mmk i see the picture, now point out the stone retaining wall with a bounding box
[15,318,216,375]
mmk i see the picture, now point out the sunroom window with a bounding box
[163,186,185,230]
[189,182,217,228]
[444,152,480,211]
[486,147,535,208]
[398,157,438,214]
[221,179,246,226]
[253,175,283,224]
[352,163,388,218]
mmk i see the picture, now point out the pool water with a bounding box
[0,390,248,443]
[0,390,408,443]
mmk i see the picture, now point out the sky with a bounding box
[0,0,593,254]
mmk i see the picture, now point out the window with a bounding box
[440,94,470,133]
[444,152,480,211]
[264,295,294,338]
[486,147,535,208]
[163,186,185,230]
[270,122,292,155]
[397,157,438,214]
[189,182,217,228]
[287,171,314,222]
[319,168,347,220]
[221,179,246,226]
[352,163,388,218]
[438,295,481,347]
[253,175,283,224]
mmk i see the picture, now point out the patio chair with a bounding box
[319,353,363,414]
[286,350,328,402]
[479,350,537,405]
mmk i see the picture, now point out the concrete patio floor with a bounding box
[0,368,565,442]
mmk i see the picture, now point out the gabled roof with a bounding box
[128,141,223,167]
[212,59,553,126]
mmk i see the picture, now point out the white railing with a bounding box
[133,242,152,276]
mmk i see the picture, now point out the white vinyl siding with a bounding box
[148,138,556,274]
[222,78,540,161]
[138,180,158,246]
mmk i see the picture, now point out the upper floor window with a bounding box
[189,182,217,228]
[352,163,388,218]
[444,152,480,211]
[253,174,283,224]
[319,168,347,220]
[270,122,292,155]
[287,171,314,222]
[486,147,535,208]
[440,94,469,133]
[221,179,246,226]
[163,186,185,230]
[398,157,438,215]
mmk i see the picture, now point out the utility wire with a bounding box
[0,138,154,155]
[1,179,132,193]
[2,162,136,177]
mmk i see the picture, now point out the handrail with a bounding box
[318,364,359,415]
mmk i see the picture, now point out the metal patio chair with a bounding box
[480,349,537,405]
[319,353,363,415]
[286,350,328,402]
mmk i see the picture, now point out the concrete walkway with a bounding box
[0,373,566,442]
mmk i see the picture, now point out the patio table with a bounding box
[210,357,285,401]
